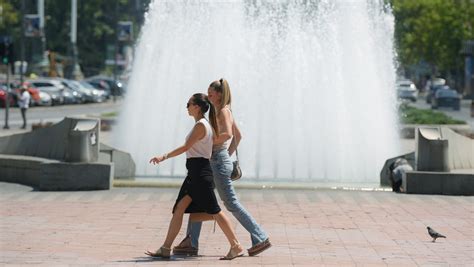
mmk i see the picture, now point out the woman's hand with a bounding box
[149,155,166,165]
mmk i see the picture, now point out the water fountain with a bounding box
[114,0,400,184]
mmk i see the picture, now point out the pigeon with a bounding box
[427,226,446,242]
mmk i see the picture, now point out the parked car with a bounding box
[37,91,53,106]
[84,79,111,99]
[27,79,65,105]
[85,75,126,97]
[0,85,15,108]
[431,87,461,110]
[54,78,86,104]
[0,81,41,106]
[396,80,418,102]
[61,87,80,104]
[57,78,106,103]
[426,78,447,104]
[75,81,107,103]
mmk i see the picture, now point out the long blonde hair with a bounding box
[209,78,231,109]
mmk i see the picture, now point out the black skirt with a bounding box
[172,158,221,215]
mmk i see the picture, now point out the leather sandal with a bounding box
[248,238,272,256]
[145,246,171,258]
[219,243,244,260]
[172,235,198,256]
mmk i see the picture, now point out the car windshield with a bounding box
[79,81,95,89]
[38,87,61,93]
[436,89,458,97]
[432,85,445,91]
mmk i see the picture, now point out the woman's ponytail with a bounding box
[207,100,219,135]
[209,78,232,109]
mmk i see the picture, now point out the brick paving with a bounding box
[0,182,473,266]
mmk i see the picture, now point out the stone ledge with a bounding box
[404,170,474,195]
[0,154,113,191]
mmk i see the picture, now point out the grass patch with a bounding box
[399,104,465,124]
[101,111,118,118]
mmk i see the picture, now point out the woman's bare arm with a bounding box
[149,123,206,164]
[228,121,241,156]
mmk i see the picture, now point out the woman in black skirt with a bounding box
[145,93,244,260]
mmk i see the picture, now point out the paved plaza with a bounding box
[0,182,473,266]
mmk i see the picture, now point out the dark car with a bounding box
[426,85,446,104]
[431,88,461,110]
[85,76,125,97]
[55,78,86,104]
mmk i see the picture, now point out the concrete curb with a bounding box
[113,178,392,191]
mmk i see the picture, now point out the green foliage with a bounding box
[1,0,151,76]
[391,0,474,75]
[0,0,20,39]
[399,104,466,124]
[101,111,118,118]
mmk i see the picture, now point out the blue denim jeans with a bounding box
[185,148,268,248]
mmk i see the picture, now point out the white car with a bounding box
[396,80,418,102]
[37,91,52,106]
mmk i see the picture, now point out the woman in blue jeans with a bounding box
[173,79,271,257]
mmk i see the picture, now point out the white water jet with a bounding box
[114,0,400,183]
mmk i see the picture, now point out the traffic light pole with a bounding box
[3,62,10,129]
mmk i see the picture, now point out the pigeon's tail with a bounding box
[438,234,446,238]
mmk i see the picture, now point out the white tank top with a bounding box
[186,118,213,159]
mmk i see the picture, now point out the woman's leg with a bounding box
[179,220,202,249]
[211,154,268,246]
[162,195,192,248]
[213,211,244,259]
[213,211,239,245]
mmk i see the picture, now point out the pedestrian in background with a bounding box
[18,85,31,129]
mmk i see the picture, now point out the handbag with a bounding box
[230,149,242,181]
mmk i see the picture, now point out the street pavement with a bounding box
[1,182,472,266]
[0,100,122,131]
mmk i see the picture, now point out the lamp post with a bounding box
[38,0,46,63]
[70,0,79,79]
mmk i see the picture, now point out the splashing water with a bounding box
[114,0,400,183]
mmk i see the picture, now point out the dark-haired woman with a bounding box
[173,80,271,257]
[145,93,244,260]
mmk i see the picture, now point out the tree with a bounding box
[391,0,474,82]
[1,0,151,77]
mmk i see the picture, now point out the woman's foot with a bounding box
[145,246,171,258]
[248,238,272,256]
[172,235,198,256]
[219,243,244,260]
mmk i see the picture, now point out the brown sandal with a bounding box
[172,235,198,256]
[220,243,244,260]
[145,246,171,258]
[248,238,272,256]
